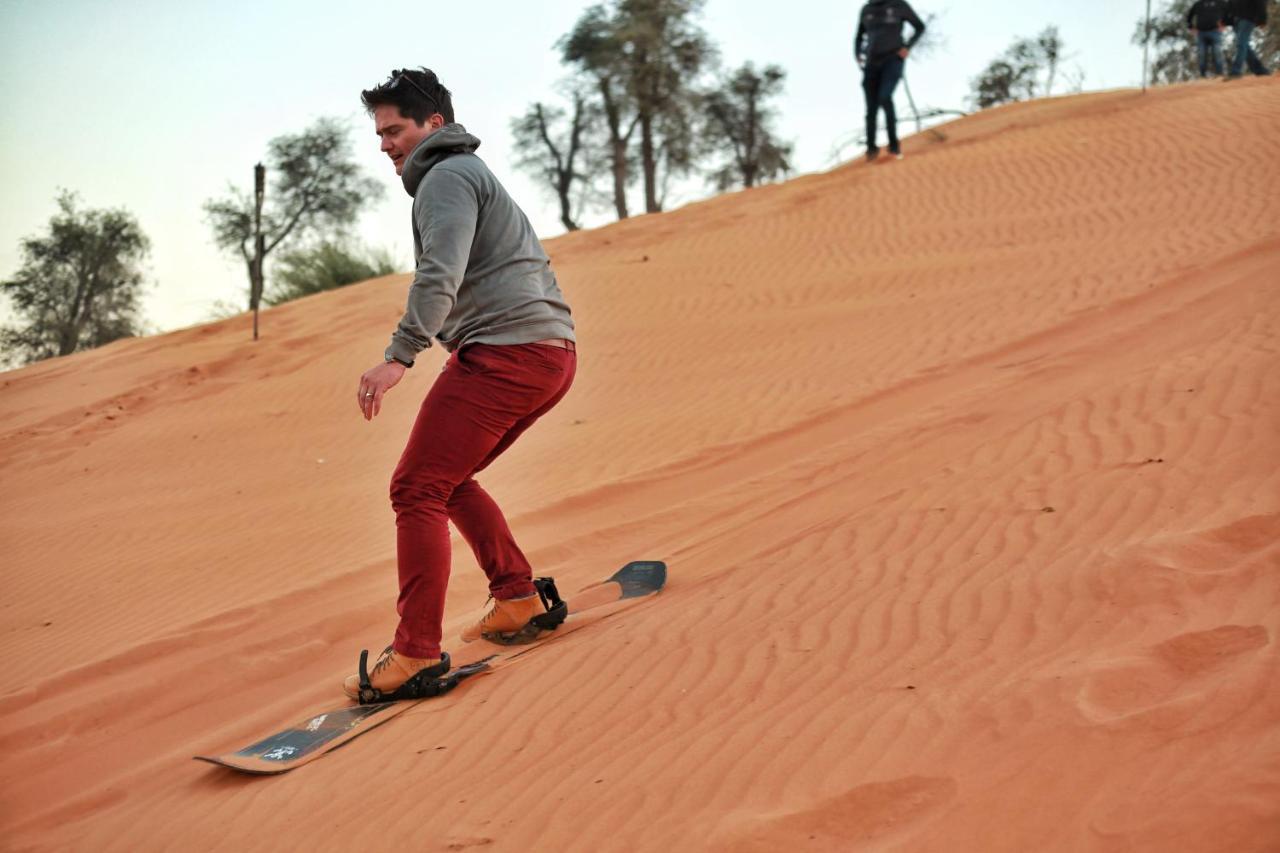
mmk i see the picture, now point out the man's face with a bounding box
[373,104,443,175]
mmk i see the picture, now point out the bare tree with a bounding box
[511,90,604,231]
[899,12,945,135]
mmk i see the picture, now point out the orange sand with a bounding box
[2,79,1278,852]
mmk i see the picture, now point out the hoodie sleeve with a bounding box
[1187,2,1199,27]
[900,0,926,49]
[854,10,867,63]
[384,166,479,365]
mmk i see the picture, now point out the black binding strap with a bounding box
[530,577,568,630]
[479,577,569,645]
[357,650,453,705]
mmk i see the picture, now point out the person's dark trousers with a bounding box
[863,56,905,153]
[1192,30,1223,76]
[1230,20,1271,75]
[1197,30,1225,76]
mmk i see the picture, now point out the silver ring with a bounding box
[365,392,374,397]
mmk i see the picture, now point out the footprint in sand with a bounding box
[1087,514,1280,611]
[1074,624,1270,728]
[1139,514,1280,576]
[709,775,957,851]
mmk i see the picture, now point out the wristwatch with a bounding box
[386,356,413,368]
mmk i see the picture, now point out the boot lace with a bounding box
[478,595,503,629]
[370,645,397,677]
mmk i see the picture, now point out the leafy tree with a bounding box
[561,5,641,220]
[702,63,793,190]
[1134,0,1280,85]
[561,0,715,217]
[617,0,716,213]
[1,191,149,366]
[264,240,399,306]
[203,117,383,339]
[510,89,605,231]
[970,26,1066,110]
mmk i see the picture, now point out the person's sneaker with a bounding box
[461,593,546,642]
[342,646,445,700]
[865,147,880,163]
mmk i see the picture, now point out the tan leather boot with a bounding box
[461,594,546,643]
[342,646,445,700]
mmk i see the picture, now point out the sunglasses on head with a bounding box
[388,70,437,112]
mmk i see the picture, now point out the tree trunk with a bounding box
[251,163,266,341]
[559,100,584,231]
[60,261,94,356]
[599,80,630,220]
[610,138,630,220]
[640,112,659,213]
[743,81,759,188]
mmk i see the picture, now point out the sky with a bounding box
[0,0,1154,334]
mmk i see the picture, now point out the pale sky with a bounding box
[0,0,1151,333]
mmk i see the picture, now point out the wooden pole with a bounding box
[252,163,265,341]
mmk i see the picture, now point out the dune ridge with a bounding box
[2,79,1278,851]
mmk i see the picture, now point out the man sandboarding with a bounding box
[346,68,577,701]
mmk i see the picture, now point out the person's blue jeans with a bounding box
[1230,20,1270,75]
[863,56,905,153]
[1197,30,1225,77]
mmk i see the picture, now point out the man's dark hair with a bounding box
[361,68,455,125]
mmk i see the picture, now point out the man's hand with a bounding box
[898,47,910,59]
[357,361,406,421]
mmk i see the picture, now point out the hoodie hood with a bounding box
[401,123,482,196]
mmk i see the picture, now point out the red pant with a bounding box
[389,343,576,658]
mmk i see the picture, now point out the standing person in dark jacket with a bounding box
[854,0,926,162]
[1187,0,1230,77]
[1228,0,1272,77]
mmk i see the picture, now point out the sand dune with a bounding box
[2,78,1278,851]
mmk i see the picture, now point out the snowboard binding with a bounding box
[482,576,569,645]
[356,649,455,705]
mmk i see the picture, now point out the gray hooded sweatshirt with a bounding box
[385,124,575,365]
